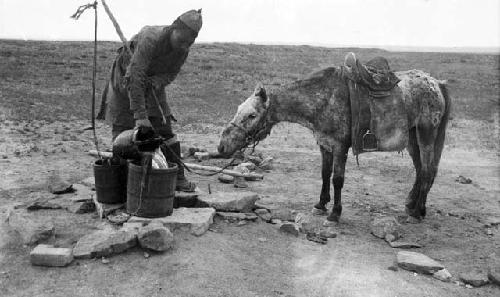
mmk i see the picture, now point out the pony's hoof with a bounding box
[405,216,422,224]
[312,207,327,216]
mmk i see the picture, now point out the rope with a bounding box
[71,1,102,160]
[100,0,132,56]
[162,144,238,177]
[70,2,97,20]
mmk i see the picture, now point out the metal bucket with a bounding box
[93,158,127,204]
[126,161,177,218]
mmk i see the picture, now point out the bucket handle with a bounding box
[137,153,153,214]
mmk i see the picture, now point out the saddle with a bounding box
[343,52,408,158]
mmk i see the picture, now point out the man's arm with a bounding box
[125,28,157,120]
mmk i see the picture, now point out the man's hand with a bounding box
[135,118,152,128]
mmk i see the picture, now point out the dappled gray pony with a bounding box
[217,59,451,223]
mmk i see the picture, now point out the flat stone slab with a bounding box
[397,251,444,274]
[129,207,216,236]
[73,229,137,259]
[47,174,74,194]
[7,209,55,245]
[70,183,95,202]
[197,191,259,212]
[30,244,73,267]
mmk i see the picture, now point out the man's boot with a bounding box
[163,141,197,192]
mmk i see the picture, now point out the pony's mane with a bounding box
[284,66,342,91]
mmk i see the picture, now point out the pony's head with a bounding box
[218,83,271,157]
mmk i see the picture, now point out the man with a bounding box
[101,9,202,192]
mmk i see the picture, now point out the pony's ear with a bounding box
[253,83,268,102]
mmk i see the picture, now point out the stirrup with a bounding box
[362,130,378,151]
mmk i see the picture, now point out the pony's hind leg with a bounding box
[406,121,439,220]
[313,146,333,215]
[406,128,422,218]
[326,144,349,222]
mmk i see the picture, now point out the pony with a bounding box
[217,64,451,223]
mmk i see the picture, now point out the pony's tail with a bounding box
[434,82,452,165]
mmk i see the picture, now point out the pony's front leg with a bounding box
[326,144,349,222]
[313,146,333,215]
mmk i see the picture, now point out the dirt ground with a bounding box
[0,117,499,297]
[0,40,499,296]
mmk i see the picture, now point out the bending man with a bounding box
[101,9,202,192]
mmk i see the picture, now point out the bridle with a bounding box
[229,109,270,153]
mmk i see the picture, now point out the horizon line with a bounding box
[1,38,499,54]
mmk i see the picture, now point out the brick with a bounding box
[30,244,73,267]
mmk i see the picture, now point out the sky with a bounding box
[0,0,499,50]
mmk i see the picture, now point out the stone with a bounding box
[396,251,445,274]
[30,244,73,267]
[295,213,314,233]
[259,157,274,170]
[92,194,124,219]
[245,155,263,165]
[7,210,55,245]
[194,152,210,162]
[80,177,95,189]
[488,266,500,286]
[26,199,62,211]
[455,175,472,184]
[51,196,95,214]
[174,191,200,208]
[433,269,452,282]
[306,232,328,244]
[138,223,174,252]
[388,265,398,271]
[233,164,250,174]
[233,177,248,188]
[370,216,401,242]
[122,222,144,231]
[216,212,258,222]
[280,223,299,237]
[129,207,216,236]
[73,229,137,259]
[107,210,130,225]
[197,191,259,213]
[239,162,256,171]
[319,228,337,238]
[459,272,489,287]
[271,209,295,222]
[218,174,235,184]
[70,183,95,202]
[389,240,422,249]
[254,208,272,222]
[47,174,74,194]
